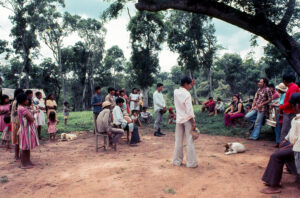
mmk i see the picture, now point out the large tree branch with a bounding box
[278,0,295,29]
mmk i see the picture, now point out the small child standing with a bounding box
[48,112,59,140]
[131,110,142,127]
[63,102,70,125]
[168,107,176,124]
[1,115,11,150]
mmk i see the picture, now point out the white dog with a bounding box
[224,142,246,155]
[61,133,77,141]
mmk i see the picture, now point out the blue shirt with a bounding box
[91,94,103,114]
[279,93,286,105]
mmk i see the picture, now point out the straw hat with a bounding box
[102,101,111,108]
[276,83,288,93]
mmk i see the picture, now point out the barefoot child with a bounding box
[48,112,59,140]
[63,102,70,125]
[1,115,11,150]
[17,93,39,169]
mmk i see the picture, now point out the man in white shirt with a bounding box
[153,83,166,137]
[173,76,198,168]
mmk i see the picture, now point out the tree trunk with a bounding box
[142,88,149,107]
[189,70,198,104]
[136,0,300,75]
[208,68,213,97]
[58,46,66,103]
[82,55,90,110]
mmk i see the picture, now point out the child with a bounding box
[140,107,152,124]
[17,93,39,169]
[48,111,59,140]
[1,115,11,150]
[168,107,176,124]
[63,102,70,125]
[131,110,142,127]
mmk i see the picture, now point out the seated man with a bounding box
[214,98,224,116]
[140,107,152,124]
[96,101,124,150]
[261,93,300,194]
[201,97,216,114]
[113,98,140,146]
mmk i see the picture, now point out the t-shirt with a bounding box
[91,94,103,114]
[64,106,70,116]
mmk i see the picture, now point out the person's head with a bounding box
[275,83,288,94]
[4,115,10,124]
[25,90,33,99]
[14,88,24,99]
[47,93,54,100]
[35,91,42,99]
[289,93,300,114]
[115,90,120,97]
[120,90,125,97]
[64,102,69,107]
[269,84,275,92]
[132,110,138,116]
[49,111,56,122]
[17,93,29,106]
[282,73,296,86]
[132,88,138,94]
[258,77,269,88]
[180,76,193,91]
[0,94,9,105]
[95,86,101,95]
[157,83,163,92]
[108,87,115,95]
[142,107,147,112]
[249,99,253,104]
[137,89,141,94]
[232,94,240,103]
[116,97,124,107]
[168,107,174,113]
[208,97,213,102]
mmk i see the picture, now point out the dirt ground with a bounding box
[1,127,300,198]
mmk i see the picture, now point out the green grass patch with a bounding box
[0,176,9,183]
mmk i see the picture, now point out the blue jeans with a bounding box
[245,110,265,140]
[274,114,281,144]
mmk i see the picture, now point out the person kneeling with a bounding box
[96,101,124,150]
[261,93,300,194]
[113,98,140,146]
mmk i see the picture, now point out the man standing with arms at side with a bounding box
[153,83,166,137]
[173,76,198,168]
[245,78,273,140]
[279,73,300,141]
[91,86,103,134]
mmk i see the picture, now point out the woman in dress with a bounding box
[224,94,245,127]
[46,93,57,118]
[17,93,39,169]
[33,92,46,139]
[0,94,11,132]
[129,88,140,113]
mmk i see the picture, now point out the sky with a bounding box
[0,0,268,72]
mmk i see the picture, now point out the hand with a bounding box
[279,140,287,148]
[228,112,232,116]
[107,131,112,136]
[192,121,196,131]
[257,104,262,109]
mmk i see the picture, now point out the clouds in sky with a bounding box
[1,0,268,72]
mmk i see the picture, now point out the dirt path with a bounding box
[1,127,299,198]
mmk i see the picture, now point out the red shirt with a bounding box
[279,83,300,114]
[204,100,216,107]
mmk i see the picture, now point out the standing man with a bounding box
[245,78,273,140]
[91,86,103,134]
[173,76,198,168]
[153,83,166,137]
[105,87,116,109]
[279,73,300,141]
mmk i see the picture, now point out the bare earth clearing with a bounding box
[1,127,299,198]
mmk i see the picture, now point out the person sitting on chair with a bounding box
[113,98,140,146]
[96,101,124,150]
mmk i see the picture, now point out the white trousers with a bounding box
[173,120,198,168]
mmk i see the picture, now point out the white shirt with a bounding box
[112,106,127,126]
[174,87,195,124]
[216,101,224,111]
[153,90,165,112]
[285,114,300,152]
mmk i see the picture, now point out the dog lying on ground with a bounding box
[61,133,77,141]
[224,142,246,155]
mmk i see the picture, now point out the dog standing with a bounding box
[224,142,246,155]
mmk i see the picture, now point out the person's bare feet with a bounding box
[260,187,281,194]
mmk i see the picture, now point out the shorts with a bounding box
[64,116,69,120]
